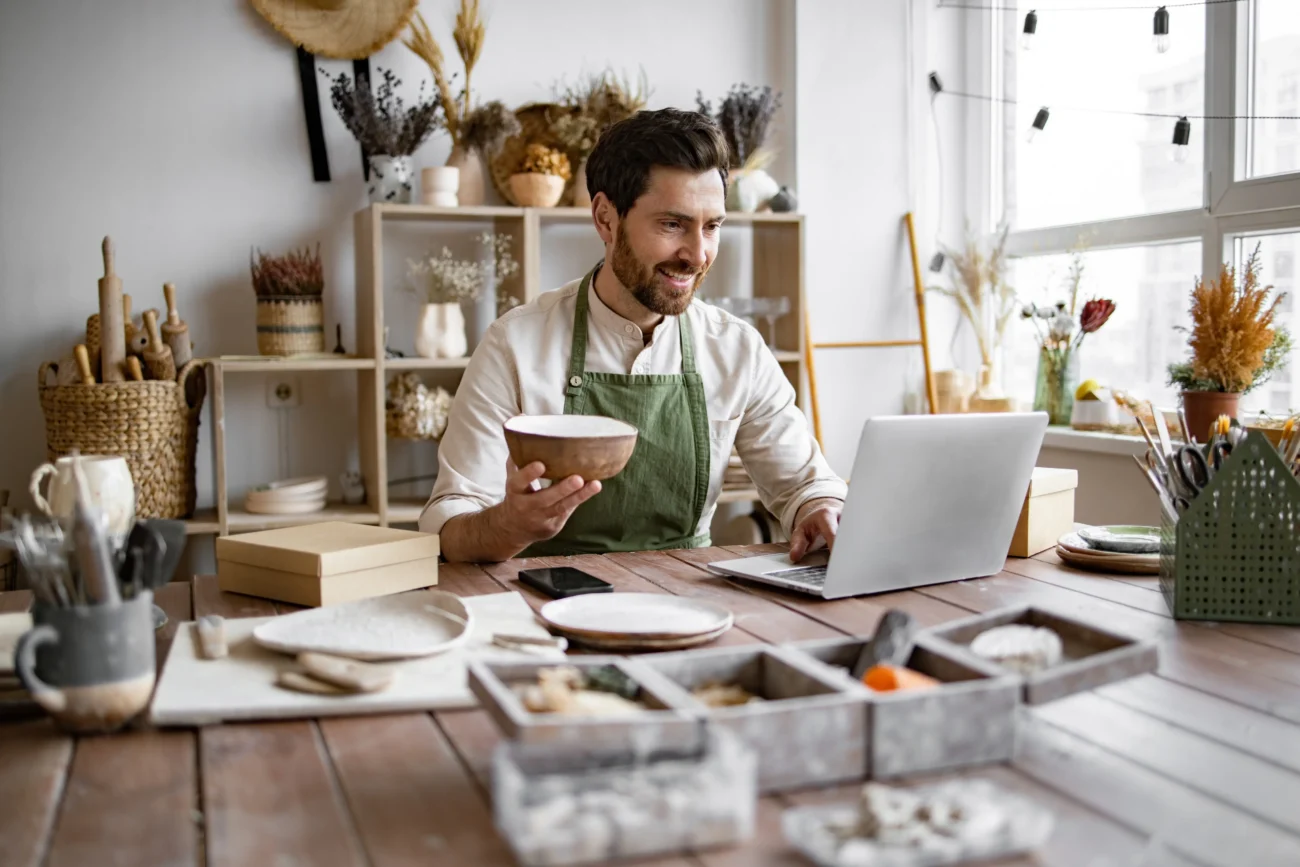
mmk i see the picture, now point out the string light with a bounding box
[1021,10,1038,50]
[1171,116,1192,163]
[1153,6,1171,53]
[1027,107,1050,143]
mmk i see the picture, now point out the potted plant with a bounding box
[406,232,520,358]
[549,69,650,207]
[1167,246,1292,441]
[509,144,571,208]
[696,84,783,212]
[403,1,519,206]
[250,245,325,356]
[929,225,1020,410]
[326,67,440,204]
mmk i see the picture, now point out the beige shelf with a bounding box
[211,356,375,372]
[384,357,471,371]
[717,488,761,504]
[386,498,427,525]
[183,505,383,535]
[376,203,524,221]
[183,510,222,535]
[772,350,800,363]
[538,206,801,224]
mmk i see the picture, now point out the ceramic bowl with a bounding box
[1076,525,1161,555]
[503,415,638,481]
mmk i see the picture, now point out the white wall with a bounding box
[0,0,795,539]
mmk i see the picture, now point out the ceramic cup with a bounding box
[14,592,156,733]
[29,455,136,546]
[421,166,460,207]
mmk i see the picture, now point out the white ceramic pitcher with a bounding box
[29,455,136,543]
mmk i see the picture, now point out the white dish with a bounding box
[243,496,328,515]
[1077,525,1161,555]
[252,589,472,660]
[504,414,637,438]
[553,622,734,652]
[1058,532,1159,561]
[249,475,328,496]
[539,593,733,640]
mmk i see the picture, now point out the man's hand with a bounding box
[788,497,843,562]
[439,460,601,562]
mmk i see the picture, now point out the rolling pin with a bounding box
[85,314,102,379]
[123,294,136,346]
[141,309,176,381]
[98,237,126,382]
[73,344,96,385]
[161,283,193,367]
[125,356,144,381]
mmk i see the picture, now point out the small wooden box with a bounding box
[636,645,869,793]
[785,635,1020,780]
[1009,467,1078,558]
[215,521,439,607]
[923,604,1159,705]
[466,656,706,754]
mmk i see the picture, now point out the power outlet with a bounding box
[266,376,302,409]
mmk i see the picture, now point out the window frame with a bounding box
[974,2,1300,297]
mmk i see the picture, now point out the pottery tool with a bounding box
[98,237,126,383]
[123,294,136,346]
[1150,402,1175,462]
[55,353,82,387]
[125,356,144,381]
[73,344,95,385]
[276,671,351,696]
[298,652,394,693]
[141,309,176,382]
[85,314,102,379]
[71,457,120,606]
[161,283,193,368]
[492,632,569,653]
[1177,408,1193,445]
[196,616,228,660]
[127,328,149,358]
[851,609,916,680]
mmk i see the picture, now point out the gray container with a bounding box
[785,634,1020,780]
[634,644,870,792]
[922,604,1159,705]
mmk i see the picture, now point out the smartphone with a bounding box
[518,566,613,599]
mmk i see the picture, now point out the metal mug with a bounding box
[29,455,136,547]
[14,592,156,733]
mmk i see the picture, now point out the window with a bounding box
[1004,242,1200,410]
[1246,2,1300,179]
[1231,231,1300,416]
[1000,0,1204,230]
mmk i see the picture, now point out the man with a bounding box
[419,108,846,563]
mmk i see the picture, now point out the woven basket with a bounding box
[37,360,206,519]
[256,296,324,356]
[489,103,581,206]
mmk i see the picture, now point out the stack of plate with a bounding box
[1056,526,1160,575]
[537,592,734,651]
[244,476,328,515]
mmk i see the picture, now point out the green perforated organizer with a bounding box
[1160,431,1300,624]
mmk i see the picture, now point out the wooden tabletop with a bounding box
[3,544,1300,867]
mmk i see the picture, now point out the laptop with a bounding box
[707,412,1049,599]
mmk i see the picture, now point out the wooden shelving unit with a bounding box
[189,203,806,536]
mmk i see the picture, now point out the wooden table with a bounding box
[3,544,1300,867]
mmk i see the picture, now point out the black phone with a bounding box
[518,566,613,599]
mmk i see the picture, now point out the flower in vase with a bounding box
[1079,298,1116,334]
[1049,309,1075,343]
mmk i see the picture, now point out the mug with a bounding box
[29,455,135,544]
[14,592,156,733]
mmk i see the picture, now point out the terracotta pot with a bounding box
[446,146,486,206]
[1181,390,1240,443]
[509,173,565,208]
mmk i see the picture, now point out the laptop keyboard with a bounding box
[763,564,828,587]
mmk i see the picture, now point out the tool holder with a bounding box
[1159,430,1300,625]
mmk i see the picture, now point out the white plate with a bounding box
[249,475,329,495]
[1058,532,1159,560]
[252,589,473,660]
[539,592,734,640]
[243,496,327,515]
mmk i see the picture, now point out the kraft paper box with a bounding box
[1009,467,1078,558]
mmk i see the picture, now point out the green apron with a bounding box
[523,264,711,556]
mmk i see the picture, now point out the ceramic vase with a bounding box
[571,158,592,208]
[367,155,414,204]
[726,168,780,213]
[446,146,486,206]
[1033,346,1080,426]
[1182,390,1240,444]
[415,302,468,359]
[420,166,460,207]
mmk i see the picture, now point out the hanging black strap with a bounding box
[295,46,330,183]
[353,57,371,181]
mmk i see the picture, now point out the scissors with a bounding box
[1169,440,1233,508]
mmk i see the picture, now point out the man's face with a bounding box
[606,166,726,316]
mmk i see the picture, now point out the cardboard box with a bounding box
[215,522,439,607]
[1009,467,1078,558]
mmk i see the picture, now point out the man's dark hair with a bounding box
[584,108,730,216]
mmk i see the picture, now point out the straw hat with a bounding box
[251,0,419,60]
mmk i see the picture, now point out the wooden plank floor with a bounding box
[1,546,1298,866]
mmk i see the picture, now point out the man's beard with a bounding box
[609,225,708,316]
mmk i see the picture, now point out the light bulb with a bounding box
[1021,10,1038,50]
[1171,144,1190,163]
[1153,7,1170,54]
[1026,126,1040,144]
[1170,116,1191,163]
[1027,107,1050,144]
[1155,33,1171,53]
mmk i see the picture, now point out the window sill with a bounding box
[1041,427,1147,457]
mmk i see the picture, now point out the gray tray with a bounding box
[921,605,1159,705]
[466,656,706,754]
[635,644,870,793]
[785,635,1020,780]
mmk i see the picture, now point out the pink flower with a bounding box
[1079,298,1115,334]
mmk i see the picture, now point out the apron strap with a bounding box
[565,267,596,401]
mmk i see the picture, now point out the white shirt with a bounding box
[418,276,847,541]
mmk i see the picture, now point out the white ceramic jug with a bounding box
[30,455,136,544]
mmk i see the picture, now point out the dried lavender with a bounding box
[696,84,782,169]
[326,67,441,157]
[250,245,324,297]
[460,100,520,155]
